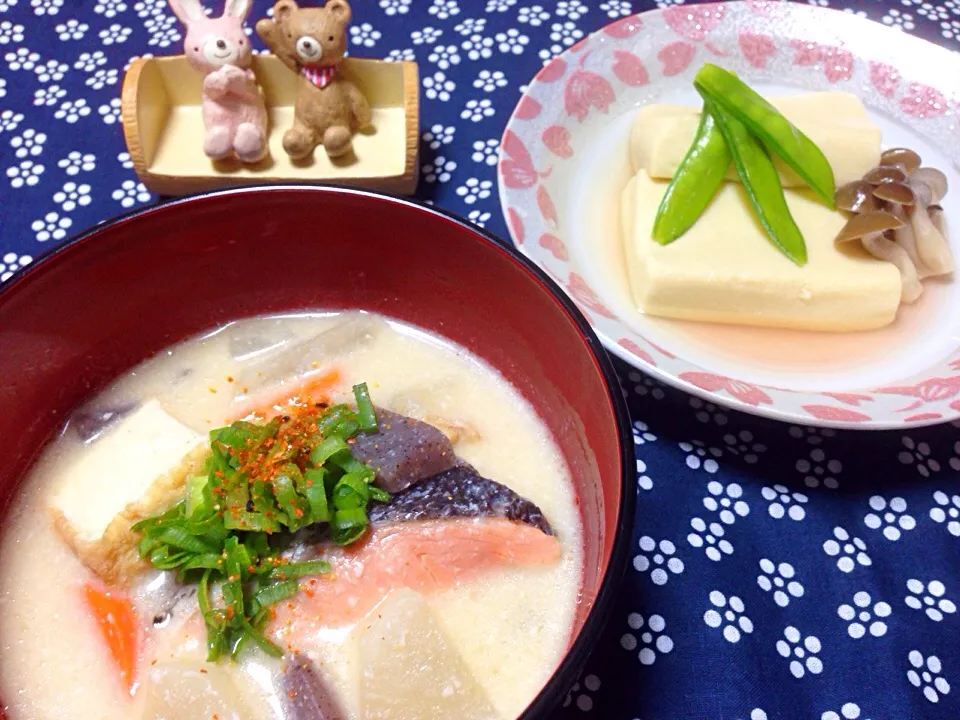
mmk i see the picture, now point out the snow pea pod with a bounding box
[694,63,836,208]
[652,109,730,244]
[703,99,808,266]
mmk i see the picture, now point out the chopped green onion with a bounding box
[224,483,251,529]
[333,472,371,510]
[332,507,368,546]
[250,607,270,629]
[204,443,233,475]
[271,559,332,580]
[317,405,350,435]
[310,435,349,466]
[186,475,210,518]
[232,510,282,534]
[157,526,219,555]
[273,465,310,531]
[210,419,279,453]
[181,553,223,572]
[369,486,391,503]
[222,578,245,628]
[199,570,228,662]
[230,630,250,659]
[223,536,245,578]
[249,479,275,515]
[330,418,360,438]
[198,569,213,615]
[304,479,330,523]
[137,534,160,558]
[243,620,284,658]
[353,382,378,432]
[192,524,229,548]
[244,532,270,559]
[332,525,367,546]
[152,549,192,570]
[331,451,374,479]
[133,383,384,663]
[131,505,183,535]
[234,541,253,580]
[252,579,299,610]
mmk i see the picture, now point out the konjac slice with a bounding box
[348,409,457,493]
[358,589,498,720]
[282,654,348,720]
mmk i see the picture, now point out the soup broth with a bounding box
[0,312,583,720]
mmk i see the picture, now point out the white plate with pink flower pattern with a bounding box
[497,0,960,429]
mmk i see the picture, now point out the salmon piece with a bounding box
[270,518,560,634]
[368,464,554,535]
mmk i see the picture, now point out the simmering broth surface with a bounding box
[0,312,582,720]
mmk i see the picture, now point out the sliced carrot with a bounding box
[83,582,139,695]
[226,368,342,422]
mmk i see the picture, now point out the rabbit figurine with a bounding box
[168,0,268,163]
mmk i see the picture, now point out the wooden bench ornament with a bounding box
[120,0,419,196]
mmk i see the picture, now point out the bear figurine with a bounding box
[256,0,372,161]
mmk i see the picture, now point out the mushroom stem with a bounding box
[930,205,947,237]
[882,202,933,280]
[911,203,954,277]
[861,233,924,304]
[842,151,954,303]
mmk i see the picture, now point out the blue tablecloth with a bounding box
[2,1,960,718]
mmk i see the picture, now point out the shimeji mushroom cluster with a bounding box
[834,148,953,304]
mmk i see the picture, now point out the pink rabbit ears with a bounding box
[167,0,254,25]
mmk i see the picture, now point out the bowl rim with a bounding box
[0,184,637,718]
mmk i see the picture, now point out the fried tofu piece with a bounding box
[49,400,208,586]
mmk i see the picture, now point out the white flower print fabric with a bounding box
[2,3,960,720]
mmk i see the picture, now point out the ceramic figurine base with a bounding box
[121,55,419,196]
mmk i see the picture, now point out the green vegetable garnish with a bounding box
[652,110,731,244]
[251,578,299,611]
[353,382,378,432]
[693,63,836,208]
[271,559,332,581]
[133,384,385,662]
[704,100,808,266]
[185,474,210,517]
[310,435,349,466]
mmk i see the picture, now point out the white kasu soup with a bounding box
[0,312,582,720]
